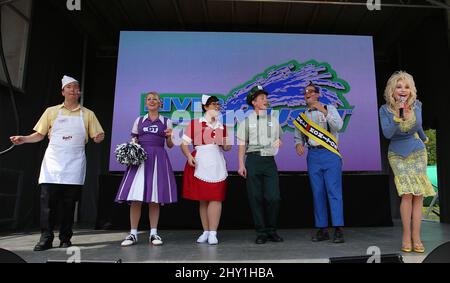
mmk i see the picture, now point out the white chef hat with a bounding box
[61,75,79,90]
[201,94,211,105]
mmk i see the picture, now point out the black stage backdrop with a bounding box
[96,173,392,230]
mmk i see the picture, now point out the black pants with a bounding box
[39,184,82,243]
[245,154,281,236]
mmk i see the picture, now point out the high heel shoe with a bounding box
[401,242,412,253]
[413,242,425,253]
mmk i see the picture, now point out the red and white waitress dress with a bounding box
[182,117,228,201]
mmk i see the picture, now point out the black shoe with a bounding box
[333,229,345,243]
[267,233,284,242]
[33,241,53,251]
[255,235,267,244]
[59,241,72,248]
[312,229,330,242]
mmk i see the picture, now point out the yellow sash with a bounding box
[293,112,342,158]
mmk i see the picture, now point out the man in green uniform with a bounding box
[237,85,284,244]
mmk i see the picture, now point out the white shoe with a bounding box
[196,233,209,243]
[208,234,218,245]
[150,234,163,246]
[121,234,137,247]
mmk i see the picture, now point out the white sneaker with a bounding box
[150,234,163,246]
[121,234,137,247]
[196,233,209,243]
[208,234,218,245]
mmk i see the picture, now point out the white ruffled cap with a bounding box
[61,75,79,90]
[201,94,211,105]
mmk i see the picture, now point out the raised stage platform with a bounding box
[1,221,449,263]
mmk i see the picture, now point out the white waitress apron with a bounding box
[38,109,86,185]
[194,144,228,183]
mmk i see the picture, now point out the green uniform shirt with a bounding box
[237,110,283,156]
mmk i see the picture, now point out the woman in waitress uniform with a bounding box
[181,95,231,245]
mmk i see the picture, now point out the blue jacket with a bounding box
[379,100,427,157]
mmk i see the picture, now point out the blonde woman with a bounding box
[379,71,435,253]
[115,92,177,246]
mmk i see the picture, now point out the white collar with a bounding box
[199,117,224,130]
[143,113,164,124]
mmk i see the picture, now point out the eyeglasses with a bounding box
[305,89,317,94]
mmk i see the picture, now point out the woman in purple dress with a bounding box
[115,92,177,246]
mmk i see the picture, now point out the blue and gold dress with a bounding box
[379,101,435,197]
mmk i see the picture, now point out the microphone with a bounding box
[399,96,406,119]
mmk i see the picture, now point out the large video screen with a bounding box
[110,31,381,172]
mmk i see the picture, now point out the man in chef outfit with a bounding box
[10,75,105,251]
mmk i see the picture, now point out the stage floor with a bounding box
[1,221,449,263]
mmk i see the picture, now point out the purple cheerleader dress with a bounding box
[115,115,177,204]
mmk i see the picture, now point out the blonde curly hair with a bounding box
[384,71,417,112]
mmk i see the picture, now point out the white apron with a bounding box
[38,109,86,185]
[194,144,228,183]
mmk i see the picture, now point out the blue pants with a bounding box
[307,148,344,228]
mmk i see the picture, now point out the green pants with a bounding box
[245,154,281,236]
